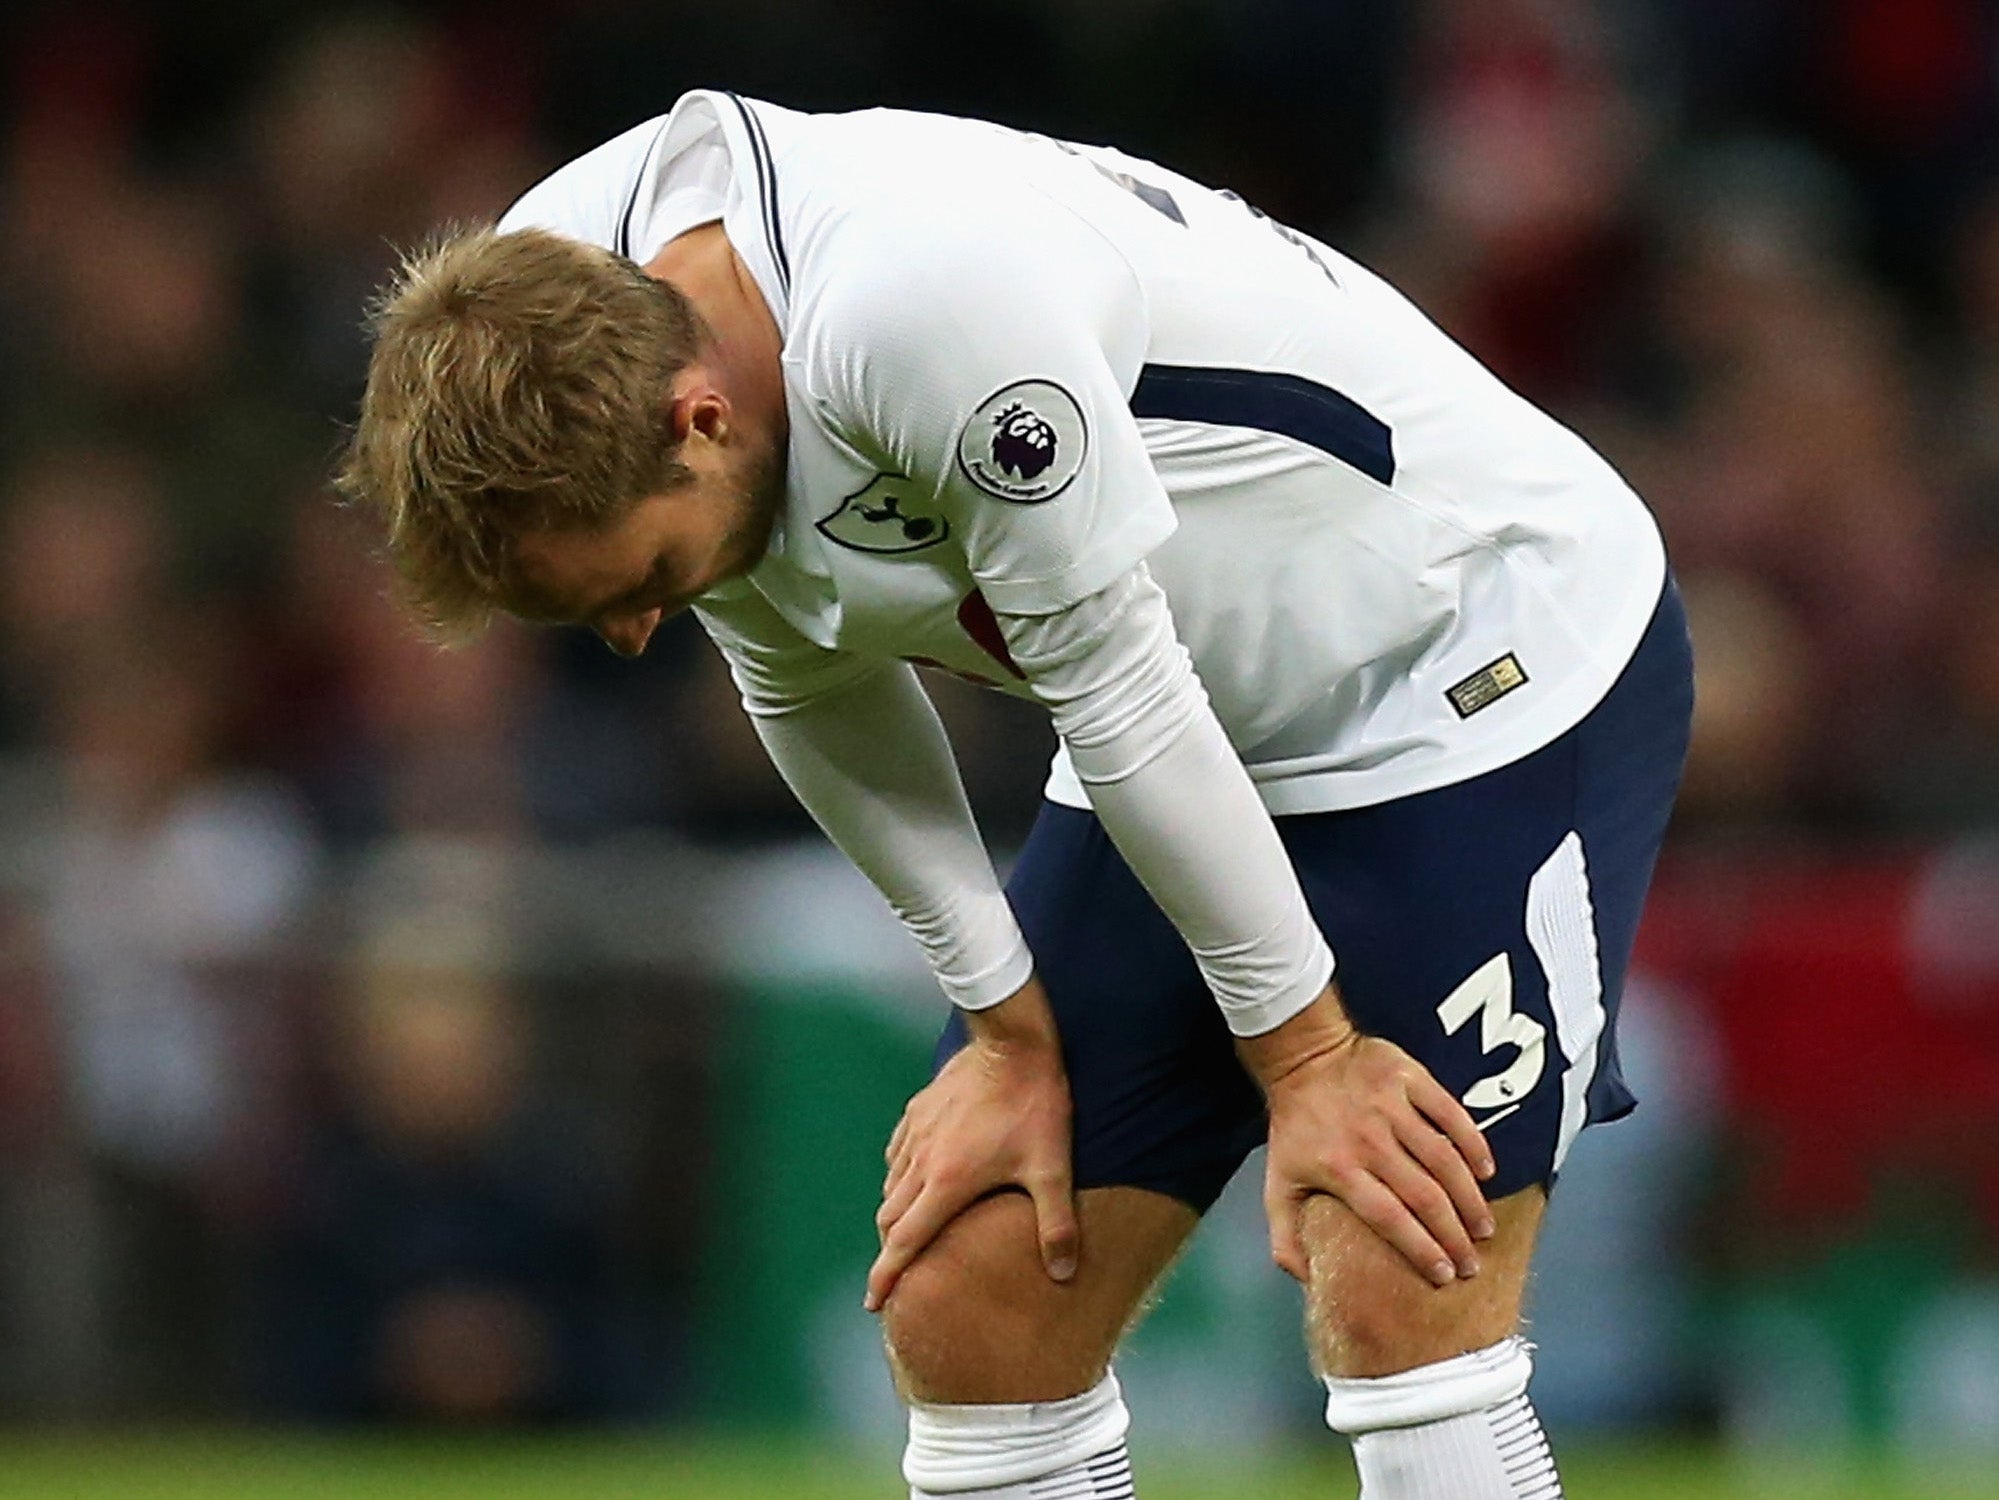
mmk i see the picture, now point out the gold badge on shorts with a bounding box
[1446,654,1529,718]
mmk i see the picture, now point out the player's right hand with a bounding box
[866,979,1077,1313]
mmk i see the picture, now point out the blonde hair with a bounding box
[336,225,705,637]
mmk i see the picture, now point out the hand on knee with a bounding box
[904,1372,1134,1499]
[1323,1337,1561,1499]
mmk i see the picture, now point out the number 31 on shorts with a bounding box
[1436,954,1546,1130]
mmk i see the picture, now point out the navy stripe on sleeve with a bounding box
[616,121,672,261]
[1129,364,1395,484]
[726,93,790,295]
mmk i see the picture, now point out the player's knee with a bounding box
[1300,1199,1436,1372]
[881,1197,988,1338]
[879,1242,968,1392]
[882,1194,1045,1397]
[1306,1186,1544,1376]
[887,1185,1191,1404]
[1314,1284,1416,1374]
[883,1192,1119,1404]
[1314,1259,1531,1376]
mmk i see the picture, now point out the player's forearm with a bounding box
[1080,707,1336,1036]
[747,662,1033,1008]
[961,972,1063,1053]
[1002,567,1340,1038]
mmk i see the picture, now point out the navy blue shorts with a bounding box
[937,579,1694,1212]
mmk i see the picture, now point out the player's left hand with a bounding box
[1242,986,1497,1289]
[866,979,1077,1313]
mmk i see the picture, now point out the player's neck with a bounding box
[644,223,788,447]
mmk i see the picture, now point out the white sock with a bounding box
[1324,1336,1562,1499]
[905,1373,1136,1497]
[908,1442,1134,1499]
[1346,1393,1559,1499]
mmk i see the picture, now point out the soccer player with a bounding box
[340,92,1692,1500]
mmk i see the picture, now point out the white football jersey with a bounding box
[501,92,1667,815]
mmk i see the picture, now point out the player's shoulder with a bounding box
[496,112,683,250]
[496,89,784,251]
[785,154,1135,388]
[785,209,1120,491]
[759,98,1006,184]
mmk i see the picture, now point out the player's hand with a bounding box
[1240,987,1496,1289]
[866,979,1077,1313]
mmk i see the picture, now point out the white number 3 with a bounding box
[1435,953,1546,1115]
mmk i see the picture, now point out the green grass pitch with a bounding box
[0,1434,1991,1499]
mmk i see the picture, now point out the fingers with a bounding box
[883,1138,913,1205]
[1373,1145,1480,1280]
[1327,1171,1461,1287]
[1399,1113,1495,1244]
[864,1180,966,1313]
[875,1164,922,1241]
[882,1110,918,1204]
[1265,1181,1308,1282]
[869,1169,1078,1313]
[1408,1070,1496,1183]
[1261,1037,1510,1290]
[1024,1166,1079,1283]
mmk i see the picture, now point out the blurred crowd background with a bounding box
[0,0,1996,1468]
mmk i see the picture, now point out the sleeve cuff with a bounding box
[940,938,1036,1012]
[1218,941,1337,1038]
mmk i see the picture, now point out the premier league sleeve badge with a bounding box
[956,379,1090,504]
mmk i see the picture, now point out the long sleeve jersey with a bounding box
[499,92,1667,1036]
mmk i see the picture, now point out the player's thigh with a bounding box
[882,1184,1197,1404]
[1304,1184,1546,1378]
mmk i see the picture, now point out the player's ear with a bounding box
[666,374,731,445]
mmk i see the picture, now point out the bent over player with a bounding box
[340,92,1692,1500]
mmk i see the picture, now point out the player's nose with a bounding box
[596,608,661,658]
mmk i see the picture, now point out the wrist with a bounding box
[1234,985,1359,1090]
[962,974,1063,1057]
